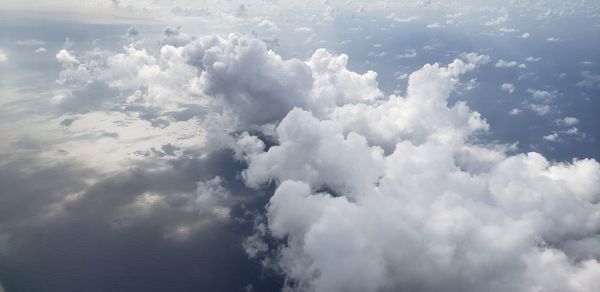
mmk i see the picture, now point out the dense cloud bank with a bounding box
[20,32,600,291]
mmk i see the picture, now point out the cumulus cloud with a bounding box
[544,132,559,141]
[228,38,599,292]
[501,83,515,93]
[47,33,600,292]
[54,33,385,127]
[558,117,579,126]
[426,22,444,28]
[256,18,280,31]
[528,103,551,115]
[509,108,522,115]
[182,33,312,125]
[395,49,417,59]
[495,59,526,68]
[577,71,600,88]
[0,49,6,63]
[485,15,508,26]
[528,88,556,102]
[247,121,600,292]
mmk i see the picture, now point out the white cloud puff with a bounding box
[495,59,526,68]
[182,33,313,125]
[235,39,599,292]
[51,34,600,292]
[501,83,515,93]
[0,49,7,63]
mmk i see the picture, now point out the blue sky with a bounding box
[1,1,599,292]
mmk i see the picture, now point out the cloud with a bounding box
[252,142,600,292]
[0,50,6,63]
[294,27,313,32]
[527,89,556,102]
[543,124,586,143]
[16,39,46,46]
[499,27,518,32]
[56,49,79,64]
[124,25,141,38]
[509,108,522,115]
[43,32,600,292]
[391,16,419,23]
[501,83,515,93]
[34,47,46,53]
[528,103,551,115]
[485,15,508,26]
[228,39,600,292]
[543,132,559,141]
[256,19,280,31]
[558,117,579,126]
[577,71,600,88]
[395,49,417,59]
[521,32,530,38]
[183,33,312,126]
[426,22,444,28]
[495,59,526,68]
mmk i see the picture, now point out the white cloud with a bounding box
[307,48,382,115]
[521,32,530,38]
[557,117,579,126]
[546,37,565,42]
[46,33,600,292]
[0,49,6,63]
[232,39,599,291]
[501,83,515,93]
[485,15,508,26]
[528,103,551,115]
[367,51,387,57]
[565,127,580,135]
[249,123,600,292]
[183,34,313,125]
[496,59,526,68]
[528,89,556,102]
[526,56,540,62]
[392,16,419,23]
[543,124,586,143]
[396,73,409,80]
[577,71,600,88]
[35,47,47,53]
[395,49,417,59]
[256,18,280,31]
[16,39,46,46]
[426,22,444,28]
[462,78,478,90]
[52,33,385,130]
[509,108,522,115]
[543,132,559,141]
[56,49,79,64]
[294,27,313,32]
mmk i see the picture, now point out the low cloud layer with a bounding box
[1,5,599,290]
[54,32,598,292]
[231,43,600,291]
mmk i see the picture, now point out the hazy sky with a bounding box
[1,1,599,292]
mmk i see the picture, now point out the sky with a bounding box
[0,1,600,291]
